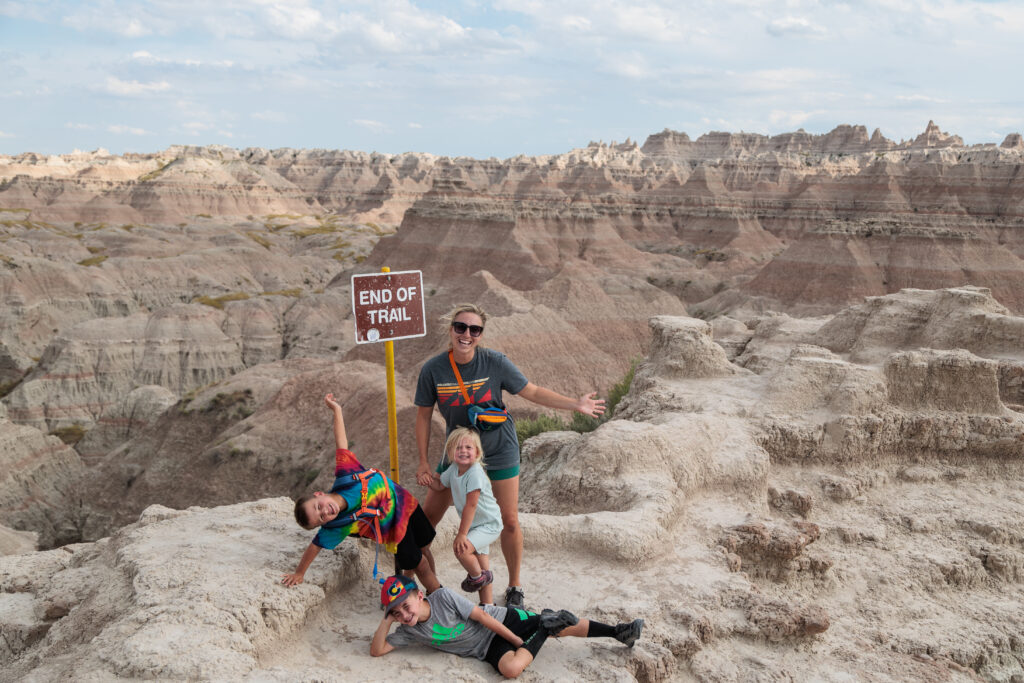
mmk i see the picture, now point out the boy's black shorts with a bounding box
[483,608,540,671]
[394,504,436,570]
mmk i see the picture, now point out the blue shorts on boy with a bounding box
[440,461,502,554]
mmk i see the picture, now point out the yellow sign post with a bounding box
[350,266,427,555]
[382,269,400,484]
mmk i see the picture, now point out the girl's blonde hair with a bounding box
[441,303,488,350]
[443,427,483,466]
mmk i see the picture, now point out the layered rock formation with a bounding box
[2,125,1024,679]
[3,291,1022,681]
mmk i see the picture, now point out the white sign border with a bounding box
[351,269,428,345]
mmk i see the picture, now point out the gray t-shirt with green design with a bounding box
[386,587,508,660]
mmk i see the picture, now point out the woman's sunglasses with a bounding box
[451,321,484,337]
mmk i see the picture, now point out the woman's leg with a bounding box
[419,487,451,576]
[490,476,522,589]
[421,486,452,527]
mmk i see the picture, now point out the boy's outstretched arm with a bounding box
[324,392,348,450]
[470,606,523,648]
[282,542,322,587]
[370,614,397,656]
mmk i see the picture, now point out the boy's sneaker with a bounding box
[460,570,493,592]
[614,618,644,647]
[503,586,525,608]
[540,608,579,632]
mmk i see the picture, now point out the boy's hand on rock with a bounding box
[281,572,304,587]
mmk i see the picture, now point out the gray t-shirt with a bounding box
[440,462,502,531]
[386,587,508,660]
[414,348,528,471]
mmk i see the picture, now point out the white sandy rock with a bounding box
[0,498,358,680]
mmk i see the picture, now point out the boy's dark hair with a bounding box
[294,495,314,528]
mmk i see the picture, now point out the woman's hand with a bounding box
[575,392,606,418]
[417,462,436,486]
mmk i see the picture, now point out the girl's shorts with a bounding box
[466,521,502,555]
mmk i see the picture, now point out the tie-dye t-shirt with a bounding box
[312,448,418,550]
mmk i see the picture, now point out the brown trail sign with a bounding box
[351,270,426,344]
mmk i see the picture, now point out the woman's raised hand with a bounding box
[576,392,606,418]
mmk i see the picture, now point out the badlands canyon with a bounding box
[1,122,1023,681]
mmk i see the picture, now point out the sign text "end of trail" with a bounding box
[351,270,426,344]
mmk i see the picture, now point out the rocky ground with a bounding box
[2,125,1023,680]
[2,290,1023,681]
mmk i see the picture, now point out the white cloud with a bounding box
[265,3,325,38]
[408,122,422,129]
[766,16,826,37]
[130,51,228,68]
[183,121,214,133]
[769,109,825,128]
[104,77,172,96]
[354,119,387,132]
[895,94,948,104]
[65,122,94,130]
[106,125,149,136]
[0,130,15,139]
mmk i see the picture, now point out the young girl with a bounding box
[430,427,503,605]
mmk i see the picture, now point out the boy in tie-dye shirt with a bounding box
[282,393,440,593]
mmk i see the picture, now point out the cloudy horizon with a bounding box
[1,0,1021,158]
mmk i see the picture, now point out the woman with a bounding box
[414,303,605,608]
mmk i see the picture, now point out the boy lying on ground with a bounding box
[371,574,643,678]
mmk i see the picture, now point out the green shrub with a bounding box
[193,292,251,309]
[515,357,639,444]
[50,424,87,445]
[515,414,568,444]
[78,255,108,267]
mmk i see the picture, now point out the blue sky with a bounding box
[1,0,1022,158]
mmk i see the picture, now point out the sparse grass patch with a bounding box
[193,292,251,309]
[261,288,302,297]
[86,245,106,254]
[0,378,23,398]
[293,224,343,237]
[78,255,108,267]
[245,232,272,250]
[50,424,87,446]
[205,389,255,420]
[138,160,174,182]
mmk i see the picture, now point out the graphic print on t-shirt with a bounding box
[436,378,492,407]
[431,622,467,644]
